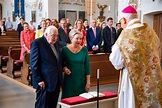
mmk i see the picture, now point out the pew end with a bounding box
[7,47,22,78]
[21,52,31,85]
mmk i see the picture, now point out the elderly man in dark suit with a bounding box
[57,18,71,48]
[86,18,102,54]
[103,17,117,53]
[30,26,62,108]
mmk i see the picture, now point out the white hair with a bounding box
[120,12,138,21]
[44,26,58,35]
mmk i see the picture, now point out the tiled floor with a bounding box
[0,73,118,108]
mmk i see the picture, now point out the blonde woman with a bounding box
[62,29,91,99]
[35,20,46,39]
[74,19,86,46]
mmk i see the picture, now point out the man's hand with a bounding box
[92,46,99,51]
[38,81,45,89]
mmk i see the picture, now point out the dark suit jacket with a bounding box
[66,23,71,30]
[37,25,41,30]
[86,28,102,53]
[103,26,117,53]
[0,25,6,36]
[30,36,62,92]
[57,27,71,48]
[116,27,123,39]
[17,23,23,38]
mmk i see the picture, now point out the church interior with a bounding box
[0,0,162,108]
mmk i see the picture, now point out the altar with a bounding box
[59,97,117,108]
[58,91,118,108]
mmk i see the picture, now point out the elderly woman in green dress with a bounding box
[62,29,91,99]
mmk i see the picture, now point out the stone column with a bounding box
[47,0,59,19]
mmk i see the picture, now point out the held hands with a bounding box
[64,67,71,75]
[92,45,99,51]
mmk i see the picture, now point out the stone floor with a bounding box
[0,73,118,108]
[0,73,35,108]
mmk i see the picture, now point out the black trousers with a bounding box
[35,82,60,108]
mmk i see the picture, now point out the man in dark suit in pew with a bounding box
[30,26,62,108]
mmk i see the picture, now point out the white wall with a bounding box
[1,0,59,29]
[139,0,162,27]
[59,0,117,26]
[95,0,117,22]
[2,0,17,29]
[1,0,118,28]
[118,0,162,28]
[47,0,58,19]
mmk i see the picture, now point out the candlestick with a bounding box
[97,68,100,108]
[97,69,99,79]
[108,5,110,11]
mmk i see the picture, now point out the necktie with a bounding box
[51,45,59,60]
[64,28,68,35]
[93,28,96,37]
[110,27,114,44]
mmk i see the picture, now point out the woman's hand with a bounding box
[27,49,30,53]
[63,67,71,75]
[85,83,90,92]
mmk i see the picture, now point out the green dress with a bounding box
[62,46,91,99]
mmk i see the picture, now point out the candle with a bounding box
[108,5,110,11]
[97,69,99,79]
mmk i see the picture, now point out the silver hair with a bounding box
[69,29,81,39]
[120,12,138,21]
[44,26,58,35]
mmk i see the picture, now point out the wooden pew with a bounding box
[89,53,119,86]
[0,35,18,38]
[20,53,119,86]
[0,38,20,43]
[21,53,31,85]
[1,42,20,45]
[0,46,21,72]
[6,31,18,36]
[0,34,21,72]
[7,47,22,78]
[0,44,21,73]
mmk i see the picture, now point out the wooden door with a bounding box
[0,4,2,20]
[154,14,162,60]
